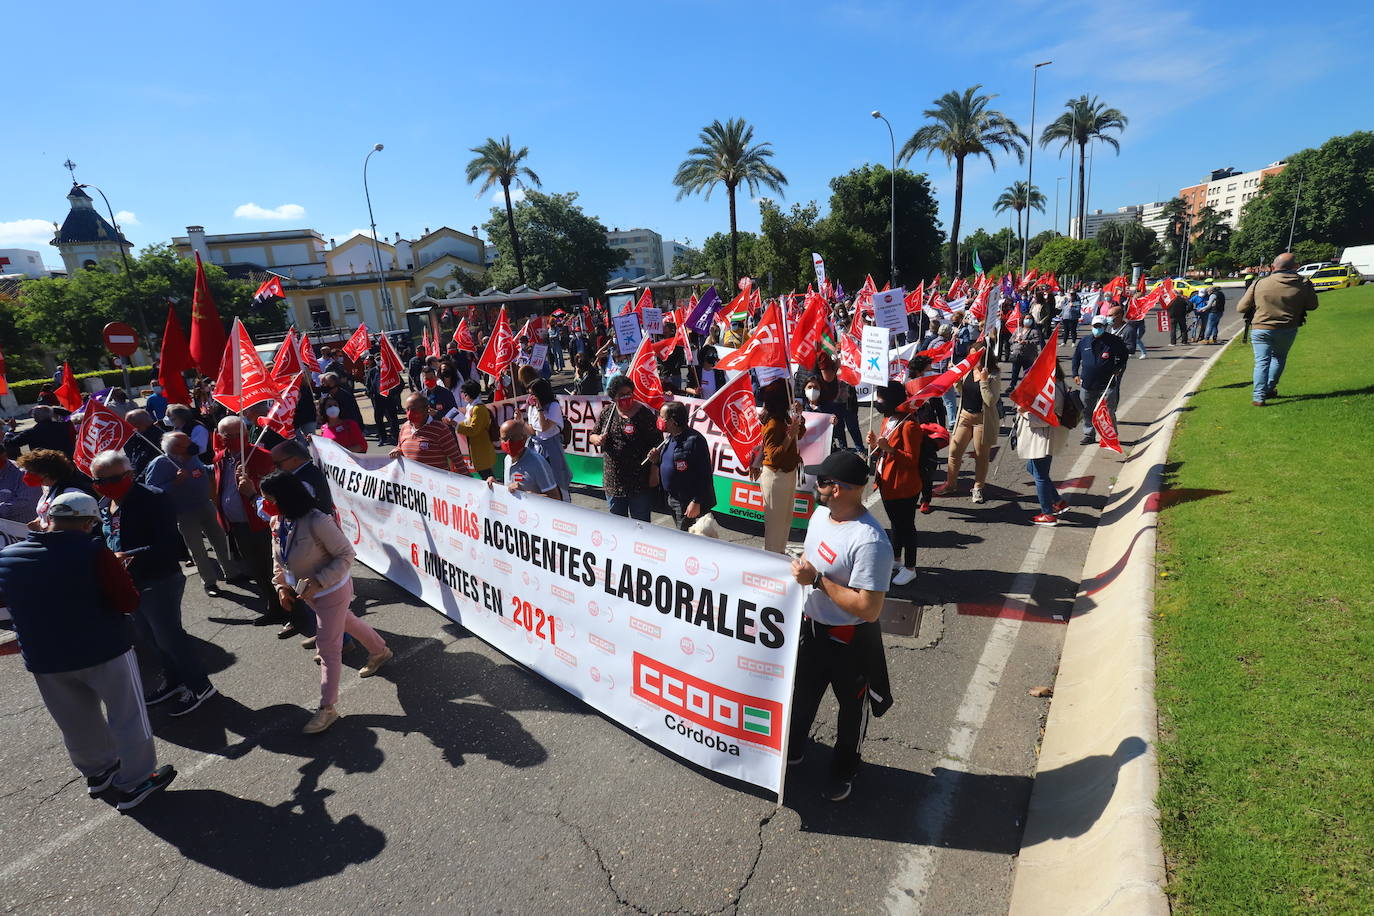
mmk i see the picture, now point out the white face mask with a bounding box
[325,406,341,418]
[805,387,820,402]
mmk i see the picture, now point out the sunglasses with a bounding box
[816,477,855,490]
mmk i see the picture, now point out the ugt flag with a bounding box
[1092,393,1122,453]
[701,370,762,467]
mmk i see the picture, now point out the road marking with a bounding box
[882,364,1169,915]
[0,625,453,884]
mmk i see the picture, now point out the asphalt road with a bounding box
[0,315,1241,915]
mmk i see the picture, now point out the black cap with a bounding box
[804,450,869,487]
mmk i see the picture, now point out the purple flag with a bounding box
[834,279,846,302]
[685,286,722,336]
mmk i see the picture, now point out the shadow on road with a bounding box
[1019,736,1148,844]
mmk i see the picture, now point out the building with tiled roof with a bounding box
[50,183,132,274]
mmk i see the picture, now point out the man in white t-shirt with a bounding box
[787,450,894,802]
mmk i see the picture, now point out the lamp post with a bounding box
[1055,176,1065,237]
[1286,170,1304,251]
[77,182,151,353]
[363,143,394,331]
[1021,60,1052,273]
[871,110,898,287]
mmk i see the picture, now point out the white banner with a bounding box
[312,436,806,794]
[613,313,643,356]
[812,252,827,289]
[529,343,548,370]
[641,306,664,335]
[871,288,907,332]
[860,326,890,386]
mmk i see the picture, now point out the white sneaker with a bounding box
[971,486,986,504]
[892,561,903,576]
[892,566,918,586]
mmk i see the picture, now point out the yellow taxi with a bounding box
[1150,277,1210,298]
[1309,264,1361,291]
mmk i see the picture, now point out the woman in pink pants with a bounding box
[260,471,393,734]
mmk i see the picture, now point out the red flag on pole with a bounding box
[1092,393,1123,453]
[477,305,516,378]
[269,327,302,386]
[298,333,320,373]
[422,325,433,358]
[914,338,955,362]
[212,319,279,413]
[73,398,134,476]
[789,290,830,371]
[256,371,307,438]
[1008,337,1061,426]
[625,337,665,410]
[716,302,788,371]
[901,349,983,409]
[904,282,925,315]
[838,333,863,386]
[342,324,371,361]
[377,333,405,397]
[701,370,762,467]
[55,362,83,412]
[188,252,227,378]
[452,318,475,352]
[252,275,285,305]
[157,303,194,405]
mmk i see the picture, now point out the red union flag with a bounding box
[73,398,134,475]
[717,302,788,371]
[1127,286,1166,321]
[477,305,517,377]
[838,332,862,386]
[189,252,227,378]
[1157,311,1171,333]
[904,281,925,314]
[256,371,306,438]
[915,338,955,362]
[1093,393,1122,453]
[270,326,302,386]
[377,332,405,396]
[157,303,194,405]
[56,361,83,412]
[789,290,829,371]
[1008,337,1061,426]
[451,317,475,353]
[626,337,665,410]
[902,347,982,409]
[341,323,370,361]
[702,370,762,467]
[298,332,321,373]
[252,274,285,305]
[213,319,279,412]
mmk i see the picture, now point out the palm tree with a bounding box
[465,136,541,286]
[993,181,1047,245]
[1039,96,1127,239]
[673,118,787,288]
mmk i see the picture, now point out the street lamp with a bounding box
[1055,176,1066,237]
[871,110,897,287]
[363,143,395,331]
[77,182,151,352]
[1022,60,1052,273]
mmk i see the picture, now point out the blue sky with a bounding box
[5,0,1371,272]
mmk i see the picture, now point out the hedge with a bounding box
[8,366,155,405]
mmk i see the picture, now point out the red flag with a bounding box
[789,290,830,371]
[1135,274,1147,295]
[969,286,991,323]
[1017,268,1039,292]
[270,327,302,386]
[914,338,955,362]
[838,333,862,386]
[73,399,134,476]
[1092,393,1122,453]
[902,349,982,409]
[1156,311,1170,334]
[55,362,83,412]
[212,319,279,412]
[0,345,7,397]
[1008,337,1061,426]
[477,305,517,377]
[188,252,226,378]
[378,333,405,397]
[716,303,789,371]
[635,288,653,317]
[1005,301,1022,334]
[1126,289,1164,322]
[452,318,475,353]
[1043,272,1061,293]
[256,371,307,438]
[157,303,194,405]
[422,325,433,357]
[252,274,285,305]
[625,337,665,410]
[514,318,533,341]
[701,370,762,467]
[904,282,925,315]
[298,333,320,373]
[342,324,371,361]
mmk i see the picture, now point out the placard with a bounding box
[871,288,907,332]
[613,313,644,356]
[860,325,891,386]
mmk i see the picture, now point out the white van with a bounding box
[1338,245,1374,282]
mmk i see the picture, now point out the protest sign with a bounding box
[530,344,548,370]
[641,307,664,335]
[871,288,907,332]
[312,437,806,794]
[860,326,890,386]
[612,313,644,356]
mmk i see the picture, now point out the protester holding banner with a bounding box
[652,400,717,533]
[318,396,368,453]
[525,378,571,500]
[0,442,42,524]
[261,471,393,735]
[868,383,924,586]
[318,373,363,430]
[496,420,561,499]
[787,450,894,803]
[16,448,94,530]
[934,343,1000,504]
[392,393,466,473]
[453,380,496,480]
[589,375,660,521]
[145,431,238,595]
[751,380,803,554]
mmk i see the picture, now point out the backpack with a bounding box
[1057,387,1084,429]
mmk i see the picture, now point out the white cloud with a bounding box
[0,218,56,247]
[489,188,527,204]
[341,228,376,241]
[114,210,139,226]
[234,202,307,221]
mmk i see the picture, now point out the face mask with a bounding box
[501,439,526,458]
[424,378,437,389]
[1092,326,1106,337]
[261,500,280,517]
[655,418,668,432]
[22,472,43,488]
[616,396,637,413]
[805,387,820,402]
[152,386,163,395]
[325,406,341,418]
[94,475,134,501]
[406,410,428,427]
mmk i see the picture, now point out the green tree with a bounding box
[465,136,542,286]
[482,191,626,297]
[992,180,1046,246]
[754,200,821,295]
[1039,95,1128,238]
[1230,131,1374,267]
[1291,240,1338,264]
[1028,229,1059,260]
[11,244,265,372]
[899,85,1026,277]
[673,118,787,289]
[1096,221,1160,274]
[960,226,1016,274]
[1189,205,1232,265]
[815,164,943,288]
[1030,237,1108,280]
[1201,250,1237,275]
[1158,197,1189,266]
[449,265,488,296]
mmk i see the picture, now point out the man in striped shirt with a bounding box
[389,393,466,473]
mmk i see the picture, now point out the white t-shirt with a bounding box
[801,505,894,626]
[527,401,564,441]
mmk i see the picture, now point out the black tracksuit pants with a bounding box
[788,619,873,779]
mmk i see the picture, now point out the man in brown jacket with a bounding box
[1236,253,1319,406]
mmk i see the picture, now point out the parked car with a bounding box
[1297,261,1336,278]
[1309,264,1362,292]
[1338,245,1374,282]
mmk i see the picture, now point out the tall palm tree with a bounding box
[673,117,787,289]
[899,85,1027,277]
[993,180,1047,245]
[1039,96,1127,239]
[465,136,541,286]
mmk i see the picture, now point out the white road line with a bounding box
[0,625,452,884]
[882,363,1169,915]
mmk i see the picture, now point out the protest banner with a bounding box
[613,313,644,356]
[860,326,890,387]
[530,344,548,370]
[312,437,806,794]
[871,288,907,332]
[641,306,664,335]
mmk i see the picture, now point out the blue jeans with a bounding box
[1204,310,1221,340]
[1025,457,1061,515]
[942,389,959,430]
[1128,320,1147,355]
[607,490,653,522]
[1251,327,1297,401]
[134,573,211,694]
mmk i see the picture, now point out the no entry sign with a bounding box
[102,322,139,357]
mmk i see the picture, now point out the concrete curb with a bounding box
[1008,339,1238,916]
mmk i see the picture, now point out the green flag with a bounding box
[972,249,983,274]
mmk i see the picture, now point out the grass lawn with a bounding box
[1155,284,1374,913]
